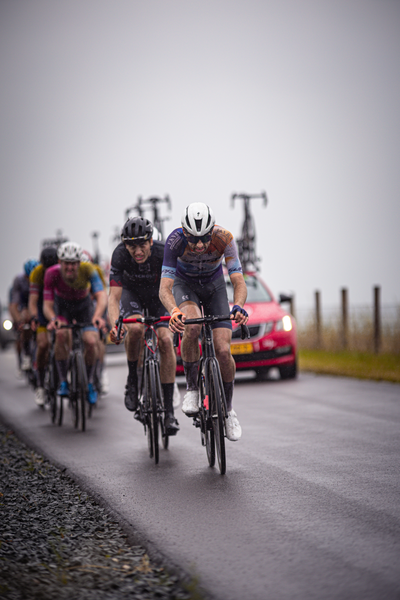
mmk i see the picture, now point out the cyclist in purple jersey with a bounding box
[160,203,248,441]
[43,242,107,405]
[9,259,39,374]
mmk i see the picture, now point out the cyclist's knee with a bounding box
[183,324,201,344]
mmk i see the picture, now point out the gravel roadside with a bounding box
[0,421,197,600]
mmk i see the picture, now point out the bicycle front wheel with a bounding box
[76,354,87,432]
[207,359,226,475]
[148,361,159,464]
[200,361,215,467]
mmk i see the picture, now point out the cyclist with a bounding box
[108,217,179,436]
[81,250,110,395]
[43,242,107,405]
[159,202,248,442]
[9,259,39,374]
[28,246,59,406]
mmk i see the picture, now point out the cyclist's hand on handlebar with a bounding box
[169,307,185,333]
[93,316,107,332]
[230,304,249,325]
[109,324,126,344]
[46,317,59,331]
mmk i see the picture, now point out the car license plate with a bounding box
[231,343,253,355]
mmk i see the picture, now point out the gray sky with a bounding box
[1,0,399,311]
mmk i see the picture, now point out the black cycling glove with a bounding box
[230,304,248,318]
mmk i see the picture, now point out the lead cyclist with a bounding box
[159,202,248,441]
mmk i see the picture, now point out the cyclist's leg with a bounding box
[172,278,202,415]
[157,325,179,435]
[120,289,144,411]
[206,276,242,442]
[34,327,49,405]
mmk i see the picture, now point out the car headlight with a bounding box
[275,316,292,332]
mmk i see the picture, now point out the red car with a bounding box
[175,271,297,380]
[227,271,297,380]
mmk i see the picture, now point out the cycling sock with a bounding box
[127,360,138,383]
[182,360,199,391]
[37,368,45,387]
[86,363,95,384]
[162,383,174,415]
[56,359,68,382]
[223,380,235,412]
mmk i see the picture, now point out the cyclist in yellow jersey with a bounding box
[29,247,59,406]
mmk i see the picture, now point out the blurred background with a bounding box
[1,0,399,318]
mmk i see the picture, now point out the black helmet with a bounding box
[40,246,58,270]
[121,217,153,242]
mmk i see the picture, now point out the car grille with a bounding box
[232,322,272,340]
[233,347,293,362]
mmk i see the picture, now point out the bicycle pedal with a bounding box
[192,416,201,428]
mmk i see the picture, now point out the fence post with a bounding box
[341,288,348,349]
[290,294,295,320]
[374,286,381,353]
[315,290,321,349]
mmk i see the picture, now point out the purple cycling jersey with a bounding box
[161,225,242,284]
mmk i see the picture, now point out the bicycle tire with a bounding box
[70,356,79,429]
[144,364,154,459]
[148,360,159,464]
[155,363,169,450]
[76,353,87,432]
[198,360,214,467]
[207,359,226,474]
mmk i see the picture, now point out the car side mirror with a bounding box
[279,294,292,304]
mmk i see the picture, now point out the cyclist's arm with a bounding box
[28,291,39,320]
[159,277,179,314]
[92,289,108,327]
[43,299,57,329]
[108,286,124,342]
[229,272,248,324]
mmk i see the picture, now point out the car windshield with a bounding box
[225,275,272,303]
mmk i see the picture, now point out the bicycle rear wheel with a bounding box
[208,359,226,474]
[148,361,159,464]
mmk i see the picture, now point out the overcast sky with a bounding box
[1,0,399,313]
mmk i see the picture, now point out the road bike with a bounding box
[48,322,98,431]
[231,191,267,272]
[116,312,171,464]
[176,313,249,475]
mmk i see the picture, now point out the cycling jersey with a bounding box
[44,263,104,302]
[29,264,47,329]
[161,226,242,284]
[110,241,165,292]
[10,274,30,310]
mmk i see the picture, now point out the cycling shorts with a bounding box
[54,294,97,332]
[119,289,170,329]
[172,274,232,330]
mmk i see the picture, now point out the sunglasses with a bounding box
[124,239,148,248]
[184,230,213,244]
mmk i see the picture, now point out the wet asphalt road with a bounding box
[1,347,400,600]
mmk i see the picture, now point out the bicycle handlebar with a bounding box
[115,314,171,343]
[177,315,250,341]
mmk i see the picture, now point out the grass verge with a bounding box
[298,349,400,383]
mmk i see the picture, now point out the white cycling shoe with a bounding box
[35,387,45,407]
[225,409,242,441]
[182,390,199,415]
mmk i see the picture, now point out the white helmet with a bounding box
[57,242,82,262]
[181,203,215,237]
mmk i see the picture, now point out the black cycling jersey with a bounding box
[109,241,165,293]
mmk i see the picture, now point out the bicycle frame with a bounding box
[117,313,171,464]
